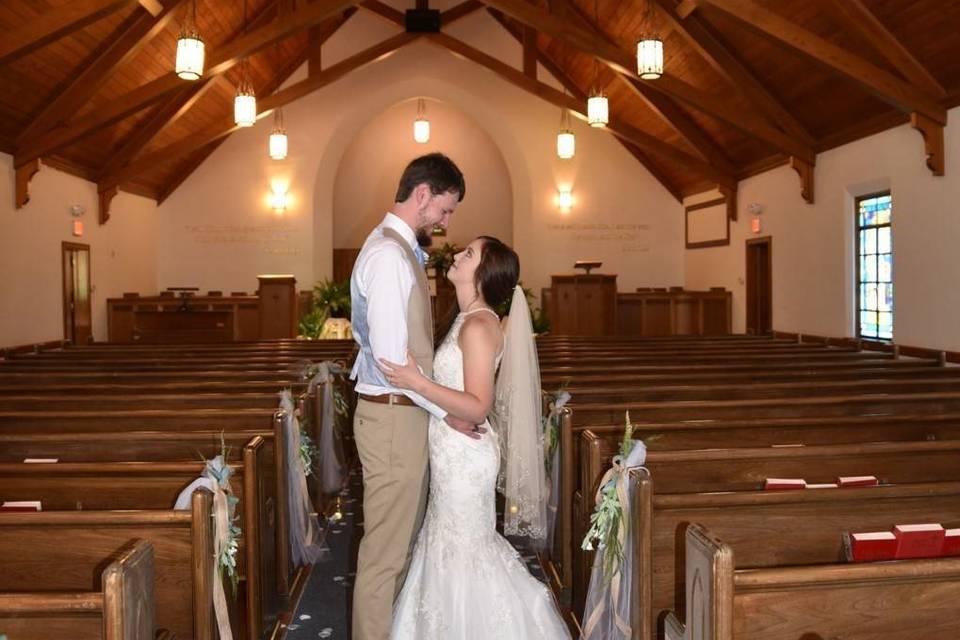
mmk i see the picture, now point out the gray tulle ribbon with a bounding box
[544,389,570,552]
[580,441,647,640]
[304,361,346,495]
[174,456,236,640]
[279,390,328,566]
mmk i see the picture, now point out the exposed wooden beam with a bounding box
[360,0,404,27]
[426,31,735,188]
[825,0,945,99]
[112,33,420,184]
[547,0,737,175]
[98,184,119,225]
[647,0,813,146]
[684,0,947,124]
[417,0,429,9]
[789,156,814,204]
[481,0,814,163]
[442,0,484,25]
[97,0,285,187]
[137,0,163,16]
[308,25,324,76]
[16,0,358,164]
[14,159,41,209]
[911,113,945,176]
[0,0,135,66]
[487,8,682,200]
[17,0,186,146]
[522,26,537,78]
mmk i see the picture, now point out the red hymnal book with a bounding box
[844,531,898,562]
[0,500,42,512]
[838,475,879,488]
[893,524,945,559]
[943,529,960,557]
[764,478,806,490]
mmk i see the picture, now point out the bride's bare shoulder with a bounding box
[458,313,503,353]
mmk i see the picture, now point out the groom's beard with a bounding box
[416,229,433,249]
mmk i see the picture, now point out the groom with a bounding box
[350,153,479,640]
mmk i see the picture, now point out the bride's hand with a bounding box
[378,353,425,392]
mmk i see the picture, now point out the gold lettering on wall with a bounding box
[184,223,301,255]
[546,222,651,253]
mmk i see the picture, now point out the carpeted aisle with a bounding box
[283,467,551,639]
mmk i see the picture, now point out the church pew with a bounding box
[664,523,960,640]
[0,490,221,640]
[632,474,960,640]
[0,437,276,640]
[538,351,893,368]
[549,410,960,600]
[540,361,951,387]
[0,539,159,640]
[571,437,960,617]
[0,391,283,412]
[549,372,960,404]
[0,379,306,396]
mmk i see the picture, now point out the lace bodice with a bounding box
[432,308,502,392]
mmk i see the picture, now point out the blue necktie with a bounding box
[414,245,428,268]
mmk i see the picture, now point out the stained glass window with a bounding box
[856,192,892,340]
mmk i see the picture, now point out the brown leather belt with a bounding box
[358,393,416,407]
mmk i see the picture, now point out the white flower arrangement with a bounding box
[542,383,571,475]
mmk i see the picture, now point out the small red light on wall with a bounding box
[751,216,761,234]
[73,220,84,237]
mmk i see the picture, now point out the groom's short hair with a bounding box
[395,153,465,203]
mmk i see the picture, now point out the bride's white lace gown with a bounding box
[391,310,572,639]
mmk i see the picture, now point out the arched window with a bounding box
[856,192,893,340]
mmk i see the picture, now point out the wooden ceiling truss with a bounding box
[4,0,955,218]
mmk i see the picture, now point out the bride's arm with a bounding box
[379,316,500,424]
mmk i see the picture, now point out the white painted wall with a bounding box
[685,106,960,351]
[333,97,514,250]
[0,153,158,348]
[157,9,684,302]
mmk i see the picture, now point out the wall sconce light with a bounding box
[269,186,287,213]
[557,188,573,213]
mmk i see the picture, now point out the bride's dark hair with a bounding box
[434,236,519,348]
[474,236,519,310]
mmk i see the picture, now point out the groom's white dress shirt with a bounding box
[350,213,446,419]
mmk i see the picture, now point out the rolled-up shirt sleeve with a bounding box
[360,244,447,420]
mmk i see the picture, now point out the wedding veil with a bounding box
[493,285,548,546]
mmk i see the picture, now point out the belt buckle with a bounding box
[388,393,400,405]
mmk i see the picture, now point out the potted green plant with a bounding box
[299,279,352,339]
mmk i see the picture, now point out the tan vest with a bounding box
[382,228,434,377]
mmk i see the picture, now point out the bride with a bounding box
[379,235,571,639]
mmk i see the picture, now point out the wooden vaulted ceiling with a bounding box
[2,0,960,222]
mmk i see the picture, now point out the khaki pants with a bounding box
[351,399,429,640]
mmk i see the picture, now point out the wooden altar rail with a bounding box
[616,289,732,336]
[107,294,261,343]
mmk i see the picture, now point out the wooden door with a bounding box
[746,237,772,335]
[62,242,92,345]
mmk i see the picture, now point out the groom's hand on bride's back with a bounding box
[445,414,486,440]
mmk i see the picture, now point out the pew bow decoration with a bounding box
[174,447,240,640]
[279,390,328,566]
[543,383,571,550]
[580,412,648,640]
[301,360,348,494]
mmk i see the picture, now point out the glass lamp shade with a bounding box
[234,92,256,127]
[269,189,287,212]
[176,33,204,80]
[269,131,287,160]
[413,118,430,144]
[557,189,573,212]
[637,38,664,80]
[556,130,575,159]
[587,94,609,127]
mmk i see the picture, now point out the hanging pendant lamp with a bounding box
[175,0,204,80]
[413,98,430,144]
[556,103,575,159]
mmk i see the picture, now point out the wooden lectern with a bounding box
[258,274,297,339]
[549,273,617,336]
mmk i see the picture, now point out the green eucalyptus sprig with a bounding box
[542,381,571,475]
[580,412,640,583]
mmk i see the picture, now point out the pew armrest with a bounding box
[684,524,734,640]
[663,611,685,640]
[102,539,156,640]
